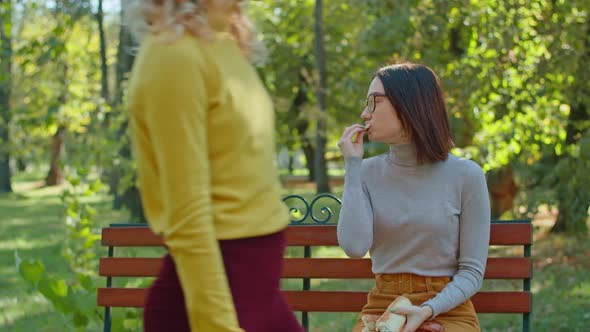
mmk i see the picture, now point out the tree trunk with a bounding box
[290,68,315,181]
[0,156,10,192]
[313,0,330,193]
[552,209,568,233]
[449,26,465,57]
[16,158,26,172]
[288,154,294,174]
[45,54,69,187]
[552,21,590,234]
[45,125,66,186]
[487,165,518,219]
[552,102,589,233]
[97,0,109,102]
[111,0,144,222]
[0,1,13,193]
[114,1,134,105]
[301,138,316,181]
[111,0,134,202]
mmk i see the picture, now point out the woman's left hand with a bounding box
[390,305,433,332]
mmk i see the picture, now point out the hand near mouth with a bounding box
[338,123,368,158]
[351,132,363,143]
[352,123,370,143]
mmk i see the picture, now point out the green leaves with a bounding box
[88,179,103,193]
[17,256,69,305]
[250,0,589,231]
[15,164,108,329]
[17,257,45,286]
[38,276,68,301]
[78,273,94,292]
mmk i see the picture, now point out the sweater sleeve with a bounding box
[337,157,374,258]
[421,161,491,318]
[136,44,243,332]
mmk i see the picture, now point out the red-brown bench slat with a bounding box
[101,227,163,247]
[97,288,530,313]
[471,291,532,313]
[489,223,532,245]
[285,226,339,246]
[99,257,162,277]
[285,224,532,246]
[101,223,532,247]
[98,288,145,308]
[99,257,531,279]
[484,257,531,279]
[284,291,532,313]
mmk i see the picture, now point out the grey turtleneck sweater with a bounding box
[337,143,491,318]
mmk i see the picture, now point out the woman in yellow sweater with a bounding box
[126,1,303,331]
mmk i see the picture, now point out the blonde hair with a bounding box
[126,0,262,61]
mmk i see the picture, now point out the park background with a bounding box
[0,0,589,331]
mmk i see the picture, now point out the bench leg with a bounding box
[301,312,308,332]
[104,306,111,332]
[104,246,114,332]
[302,245,311,331]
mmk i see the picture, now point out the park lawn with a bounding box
[0,173,129,332]
[0,175,589,331]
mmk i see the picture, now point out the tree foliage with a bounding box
[1,0,587,232]
[250,0,589,233]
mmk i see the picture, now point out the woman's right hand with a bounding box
[337,124,366,158]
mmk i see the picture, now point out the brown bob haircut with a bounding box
[375,62,454,164]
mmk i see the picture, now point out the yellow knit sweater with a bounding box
[127,32,289,332]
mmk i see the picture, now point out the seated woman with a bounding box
[337,62,491,332]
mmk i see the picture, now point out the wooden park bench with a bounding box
[97,217,532,332]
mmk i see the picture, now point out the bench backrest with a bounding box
[98,221,532,332]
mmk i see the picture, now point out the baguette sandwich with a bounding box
[375,296,412,332]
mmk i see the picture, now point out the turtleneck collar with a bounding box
[388,143,418,167]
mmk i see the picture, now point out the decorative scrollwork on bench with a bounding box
[282,194,342,225]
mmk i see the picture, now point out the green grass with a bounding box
[0,188,64,331]
[0,176,129,332]
[1,175,589,331]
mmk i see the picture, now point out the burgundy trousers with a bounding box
[143,230,304,332]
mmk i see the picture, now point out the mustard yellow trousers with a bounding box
[352,274,480,332]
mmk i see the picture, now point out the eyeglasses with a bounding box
[365,93,387,113]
